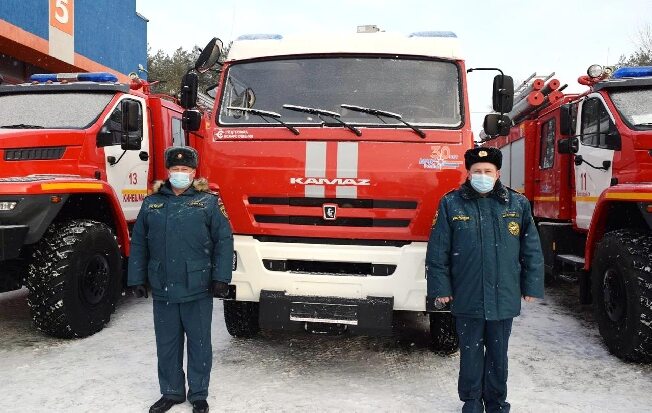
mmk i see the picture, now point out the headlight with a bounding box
[0,201,18,211]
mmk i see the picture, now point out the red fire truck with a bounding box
[0,72,203,338]
[181,29,513,352]
[483,65,652,362]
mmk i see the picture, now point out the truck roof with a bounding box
[0,82,129,95]
[227,31,462,61]
[592,76,652,92]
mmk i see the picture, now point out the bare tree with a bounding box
[617,24,652,67]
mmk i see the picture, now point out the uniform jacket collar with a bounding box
[460,179,509,203]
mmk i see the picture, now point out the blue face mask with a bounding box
[470,173,496,194]
[169,172,192,189]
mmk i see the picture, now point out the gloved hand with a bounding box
[212,281,230,298]
[132,284,148,298]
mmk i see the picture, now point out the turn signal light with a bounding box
[647,204,652,213]
[50,196,62,204]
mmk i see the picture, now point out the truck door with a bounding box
[102,95,150,222]
[573,94,619,229]
[534,116,558,218]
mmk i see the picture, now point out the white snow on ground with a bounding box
[1,284,651,413]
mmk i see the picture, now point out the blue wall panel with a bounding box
[0,0,49,39]
[0,0,147,76]
[75,0,147,75]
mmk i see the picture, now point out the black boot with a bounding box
[149,397,184,413]
[192,400,209,413]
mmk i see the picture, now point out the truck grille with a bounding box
[262,259,396,276]
[249,197,417,209]
[4,147,65,161]
[250,196,416,228]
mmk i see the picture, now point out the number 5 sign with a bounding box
[50,0,74,36]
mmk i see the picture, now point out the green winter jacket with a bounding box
[127,179,234,303]
[426,180,544,320]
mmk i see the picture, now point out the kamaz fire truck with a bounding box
[483,65,652,362]
[180,28,513,352]
[0,72,203,338]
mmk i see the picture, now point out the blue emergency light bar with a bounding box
[612,66,652,79]
[30,72,119,83]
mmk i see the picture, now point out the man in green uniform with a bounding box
[128,146,233,413]
[426,147,544,413]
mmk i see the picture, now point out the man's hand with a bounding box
[132,285,148,298]
[523,296,536,303]
[212,281,230,298]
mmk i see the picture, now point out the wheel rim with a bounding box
[80,254,110,305]
[602,268,627,323]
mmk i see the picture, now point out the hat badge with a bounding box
[177,153,183,159]
[478,150,488,157]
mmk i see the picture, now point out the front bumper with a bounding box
[0,194,68,260]
[260,290,394,336]
[0,225,29,260]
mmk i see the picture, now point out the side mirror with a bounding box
[558,137,579,154]
[120,100,142,150]
[96,125,115,147]
[180,72,199,109]
[121,100,140,132]
[604,125,621,150]
[492,75,514,113]
[559,104,576,135]
[483,114,511,137]
[195,38,223,73]
[182,109,202,132]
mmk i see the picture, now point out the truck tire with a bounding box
[592,229,652,362]
[26,220,122,338]
[224,300,260,338]
[429,312,459,354]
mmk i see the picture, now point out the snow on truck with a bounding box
[482,65,652,362]
[0,72,204,338]
[180,28,514,352]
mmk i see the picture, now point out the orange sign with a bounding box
[50,0,74,35]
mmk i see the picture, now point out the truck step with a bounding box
[556,254,585,268]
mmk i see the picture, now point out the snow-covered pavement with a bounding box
[1,284,651,413]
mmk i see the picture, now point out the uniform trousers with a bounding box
[153,296,213,402]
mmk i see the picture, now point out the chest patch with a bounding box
[149,203,165,209]
[188,200,206,208]
[502,211,520,218]
[508,221,520,236]
[218,197,229,218]
[452,215,471,222]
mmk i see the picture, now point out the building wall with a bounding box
[0,0,147,83]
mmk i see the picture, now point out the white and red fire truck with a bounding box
[180,28,513,352]
[0,72,206,338]
[483,65,652,362]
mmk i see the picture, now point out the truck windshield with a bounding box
[609,88,652,130]
[219,57,462,128]
[0,92,114,129]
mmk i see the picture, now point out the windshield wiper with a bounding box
[634,122,652,127]
[226,107,299,135]
[283,104,361,137]
[340,104,426,139]
[0,124,45,129]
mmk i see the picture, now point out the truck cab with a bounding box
[0,72,191,338]
[182,29,511,352]
[485,65,652,361]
